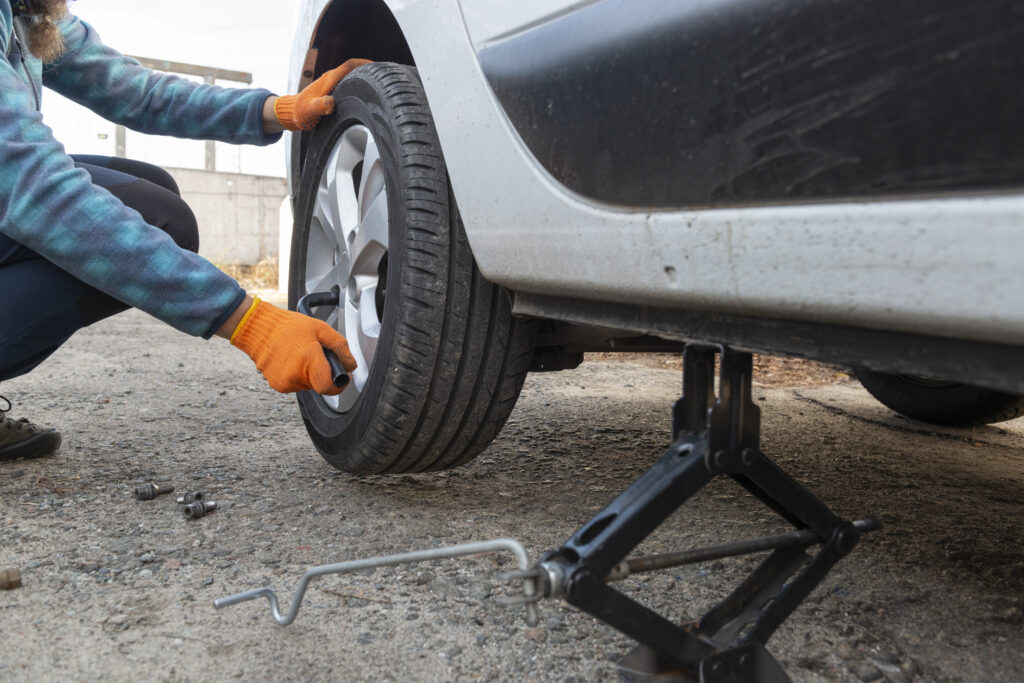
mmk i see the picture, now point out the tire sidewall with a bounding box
[856,369,1024,426]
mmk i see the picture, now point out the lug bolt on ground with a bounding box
[183,501,217,519]
[176,490,205,504]
[134,483,174,500]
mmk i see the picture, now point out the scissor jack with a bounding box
[496,344,878,681]
[216,344,876,682]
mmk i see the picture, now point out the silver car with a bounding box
[285,0,1024,473]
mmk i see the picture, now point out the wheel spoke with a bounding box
[310,261,345,300]
[344,292,370,390]
[358,136,381,211]
[324,143,341,205]
[357,285,380,364]
[311,199,339,251]
[320,146,347,239]
[351,190,388,276]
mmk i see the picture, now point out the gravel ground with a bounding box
[1,309,1022,681]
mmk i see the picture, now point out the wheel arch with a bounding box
[290,0,415,183]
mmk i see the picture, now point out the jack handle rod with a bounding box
[214,538,538,626]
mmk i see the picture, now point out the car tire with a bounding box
[289,62,532,473]
[854,369,1024,426]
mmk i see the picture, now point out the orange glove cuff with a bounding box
[230,298,357,395]
[275,58,374,131]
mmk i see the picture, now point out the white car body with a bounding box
[288,0,1024,389]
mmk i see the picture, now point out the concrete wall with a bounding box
[166,168,288,265]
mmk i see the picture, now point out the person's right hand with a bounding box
[273,58,373,131]
[229,297,357,395]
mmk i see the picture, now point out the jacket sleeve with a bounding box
[0,56,246,338]
[42,15,282,146]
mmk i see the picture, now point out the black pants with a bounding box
[0,156,199,382]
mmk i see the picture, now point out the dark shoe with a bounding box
[0,395,61,460]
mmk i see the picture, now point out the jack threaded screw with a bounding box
[183,501,217,520]
[134,483,174,501]
[176,490,205,505]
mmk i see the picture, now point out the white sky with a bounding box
[41,0,301,177]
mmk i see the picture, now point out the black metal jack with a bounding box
[524,345,876,682]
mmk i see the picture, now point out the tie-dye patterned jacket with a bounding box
[0,6,281,337]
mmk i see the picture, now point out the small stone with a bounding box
[998,606,1023,623]
[467,582,492,600]
[835,640,858,659]
[849,661,883,682]
[546,618,566,631]
[900,658,919,678]
[870,659,902,675]
[524,627,547,643]
[430,580,458,598]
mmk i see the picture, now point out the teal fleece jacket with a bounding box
[0,6,281,337]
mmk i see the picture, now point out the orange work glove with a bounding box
[274,58,373,131]
[230,297,357,395]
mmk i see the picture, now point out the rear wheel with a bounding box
[289,63,531,473]
[855,369,1024,426]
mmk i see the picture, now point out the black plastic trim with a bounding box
[479,0,1024,208]
[513,293,1024,396]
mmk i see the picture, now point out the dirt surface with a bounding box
[2,310,1023,681]
[586,352,852,387]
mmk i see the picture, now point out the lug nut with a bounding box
[183,501,217,520]
[176,490,205,505]
[0,568,22,590]
[134,483,174,500]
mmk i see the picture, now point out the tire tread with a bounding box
[293,62,529,473]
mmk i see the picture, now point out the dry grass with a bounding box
[215,258,279,291]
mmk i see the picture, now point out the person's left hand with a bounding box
[273,58,373,131]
